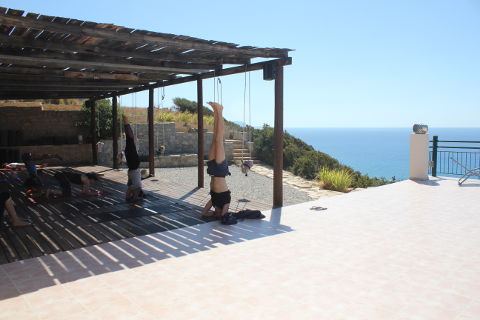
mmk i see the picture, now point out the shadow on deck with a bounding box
[0,165,274,266]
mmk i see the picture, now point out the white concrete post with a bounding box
[409,133,430,180]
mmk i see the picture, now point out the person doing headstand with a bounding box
[123,115,144,202]
[201,102,237,225]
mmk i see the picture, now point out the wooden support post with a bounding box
[112,96,119,169]
[197,79,204,188]
[273,65,284,208]
[89,100,98,165]
[148,88,155,176]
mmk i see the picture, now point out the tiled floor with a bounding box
[1,177,479,319]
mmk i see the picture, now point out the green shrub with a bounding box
[76,99,119,139]
[156,112,175,122]
[175,112,195,124]
[318,167,353,192]
[251,124,391,188]
[350,172,390,188]
[204,115,215,127]
[291,151,343,179]
[172,97,214,116]
[252,124,275,165]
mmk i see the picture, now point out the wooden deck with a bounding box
[0,165,270,265]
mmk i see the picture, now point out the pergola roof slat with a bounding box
[0,53,210,74]
[0,13,289,57]
[6,9,24,16]
[0,6,292,100]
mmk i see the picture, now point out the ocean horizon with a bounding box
[286,127,479,180]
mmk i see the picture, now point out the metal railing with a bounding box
[429,136,480,177]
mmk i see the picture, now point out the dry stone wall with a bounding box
[0,106,84,145]
[98,123,234,167]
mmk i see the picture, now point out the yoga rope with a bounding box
[217,78,222,105]
[161,87,166,150]
[132,92,139,146]
[242,65,247,161]
[153,87,166,154]
[213,71,222,105]
[241,66,253,175]
[158,87,166,153]
[118,95,124,165]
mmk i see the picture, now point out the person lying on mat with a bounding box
[3,152,61,171]
[2,162,29,170]
[122,115,145,202]
[0,184,30,227]
[54,171,99,197]
[201,102,236,225]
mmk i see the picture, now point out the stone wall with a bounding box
[130,123,233,160]
[0,106,84,145]
[98,123,234,167]
[1,144,92,164]
[139,154,198,168]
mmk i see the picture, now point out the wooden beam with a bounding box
[148,88,155,176]
[64,71,173,81]
[112,95,119,169]
[137,73,177,81]
[0,54,210,74]
[0,65,66,76]
[273,65,284,208]
[0,79,137,86]
[0,87,117,92]
[94,58,292,100]
[0,48,218,70]
[0,65,174,81]
[0,82,137,89]
[0,73,149,85]
[0,91,104,99]
[197,79,204,188]
[0,34,251,65]
[0,14,290,58]
[90,100,98,165]
[64,71,139,81]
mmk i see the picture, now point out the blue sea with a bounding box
[286,128,479,181]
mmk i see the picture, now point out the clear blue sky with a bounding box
[4,0,480,128]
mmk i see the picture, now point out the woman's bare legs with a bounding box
[4,198,29,227]
[207,102,225,163]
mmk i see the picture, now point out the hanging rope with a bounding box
[213,70,217,103]
[242,65,247,161]
[241,66,253,176]
[132,92,139,146]
[117,95,125,166]
[248,72,252,141]
[119,95,123,149]
[217,78,222,105]
[212,70,223,105]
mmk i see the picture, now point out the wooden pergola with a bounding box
[0,7,292,207]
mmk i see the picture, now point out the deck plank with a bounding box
[0,166,271,265]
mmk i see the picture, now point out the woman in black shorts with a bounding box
[201,102,236,225]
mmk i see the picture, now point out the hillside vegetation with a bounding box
[251,124,391,188]
[75,97,390,189]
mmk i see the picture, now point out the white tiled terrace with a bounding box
[1,177,479,319]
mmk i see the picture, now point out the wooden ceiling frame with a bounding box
[0,7,291,102]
